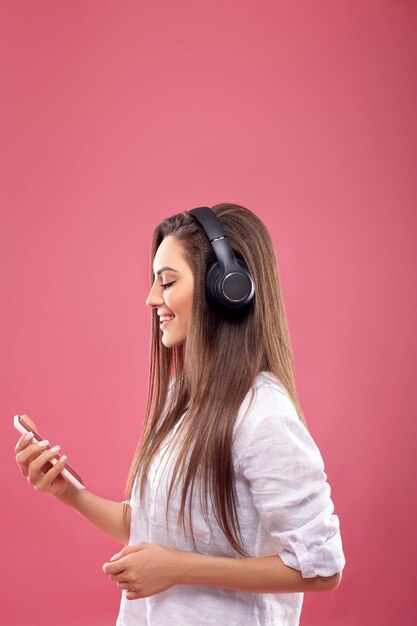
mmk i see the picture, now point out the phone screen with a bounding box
[18,415,85,486]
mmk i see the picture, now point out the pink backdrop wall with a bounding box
[1,1,416,624]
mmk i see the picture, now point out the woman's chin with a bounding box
[161,330,185,348]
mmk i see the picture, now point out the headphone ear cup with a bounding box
[235,258,255,305]
[205,258,254,310]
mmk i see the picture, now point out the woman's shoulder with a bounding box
[234,371,298,440]
[250,370,293,410]
[254,370,289,396]
[169,370,295,428]
[231,372,305,472]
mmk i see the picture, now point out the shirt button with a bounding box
[290,535,297,543]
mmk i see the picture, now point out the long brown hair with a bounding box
[122,203,308,557]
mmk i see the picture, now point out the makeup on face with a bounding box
[153,271,177,331]
[146,235,194,346]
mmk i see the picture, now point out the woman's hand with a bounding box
[102,542,181,600]
[15,414,72,500]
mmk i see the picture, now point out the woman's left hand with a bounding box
[102,541,182,599]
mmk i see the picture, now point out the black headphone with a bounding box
[188,206,255,316]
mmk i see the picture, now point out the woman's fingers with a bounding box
[15,439,50,475]
[14,417,70,498]
[15,429,37,454]
[27,446,63,487]
[117,581,133,590]
[33,453,67,492]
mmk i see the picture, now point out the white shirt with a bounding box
[116,371,346,625]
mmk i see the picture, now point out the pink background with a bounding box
[1,1,416,624]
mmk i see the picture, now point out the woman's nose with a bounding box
[145,288,164,308]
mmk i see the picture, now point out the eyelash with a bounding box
[161,281,175,290]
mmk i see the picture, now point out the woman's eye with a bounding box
[161,281,175,290]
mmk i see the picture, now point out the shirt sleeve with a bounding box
[240,399,346,578]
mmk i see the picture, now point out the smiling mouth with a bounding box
[160,317,175,330]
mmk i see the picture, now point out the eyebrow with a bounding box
[153,266,180,276]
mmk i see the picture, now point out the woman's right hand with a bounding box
[15,415,73,501]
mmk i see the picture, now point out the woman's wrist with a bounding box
[54,484,81,508]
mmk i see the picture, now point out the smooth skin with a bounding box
[102,543,181,599]
[145,234,194,348]
[15,415,73,500]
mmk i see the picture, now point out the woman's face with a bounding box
[146,235,194,348]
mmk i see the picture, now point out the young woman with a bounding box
[15,203,346,625]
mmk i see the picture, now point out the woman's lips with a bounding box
[160,316,175,330]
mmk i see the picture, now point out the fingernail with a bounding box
[49,445,60,453]
[58,454,67,463]
[37,439,49,447]
[24,431,34,441]
[110,553,119,561]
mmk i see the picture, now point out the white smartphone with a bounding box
[14,414,86,490]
